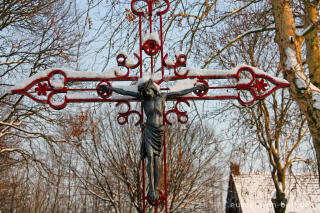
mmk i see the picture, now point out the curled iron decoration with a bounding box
[163,52,188,77]
[48,89,68,110]
[97,81,112,99]
[48,69,67,88]
[117,52,140,69]
[116,101,142,126]
[131,0,170,16]
[146,190,165,207]
[236,66,257,105]
[131,0,146,16]
[165,100,190,125]
[156,0,170,16]
[47,70,68,110]
[236,66,256,86]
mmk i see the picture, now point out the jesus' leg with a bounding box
[147,155,156,202]
[153,155,160,201]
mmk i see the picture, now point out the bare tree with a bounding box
[3,1,320,212]
[52,105,225,212]
[0,0,83,156]
[269,0,320,185]
[202,2,314,212]
[0,0,90,212]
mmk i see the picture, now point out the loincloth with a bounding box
[141,124,164,159]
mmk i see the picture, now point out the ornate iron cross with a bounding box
[11,1,289,212]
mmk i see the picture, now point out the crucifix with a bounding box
[11,0,289,212]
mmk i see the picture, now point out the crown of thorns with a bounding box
[138,79,159,93]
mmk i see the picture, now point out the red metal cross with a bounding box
[11,1,289,212]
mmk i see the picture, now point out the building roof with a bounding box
[230,172,320,213]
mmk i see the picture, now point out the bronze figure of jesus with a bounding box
[99,79,206,202]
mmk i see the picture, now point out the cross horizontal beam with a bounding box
[11,65,289,110]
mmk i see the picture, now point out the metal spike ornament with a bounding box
[11,0,289,212]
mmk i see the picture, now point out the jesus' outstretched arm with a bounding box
[99,84,139,98]
[164,85,207,99]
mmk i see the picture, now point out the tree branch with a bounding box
[203,26,276,68]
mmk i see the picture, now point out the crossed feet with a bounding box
[148,189,159,203]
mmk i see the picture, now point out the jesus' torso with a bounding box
[142,95,165,128]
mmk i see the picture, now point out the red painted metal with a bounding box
[117,52,140,69]
[11,0,290,212]
[142,160,146,213]
[163,103,168,213]
[97,81,112,99]
[115,101,142,126]
[35,82,49,96]
[11,66,289,111]
[165,100,190,125]
[11,66,290,124]
[143,39,160,56]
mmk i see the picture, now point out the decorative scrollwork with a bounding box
[48,70,67,89]
[237,87,257,106]
[156,0,170,16]
[236,66,255,86]
[131,0,169,16]
[48,89,68,110]
[175,52,187,68]
[163,52,188,77]
[131,0,147,16]
[131,0,153,16]
[116,101,142,126]
[165,100,190,125]
[163,53,187,69]
[46,70,68,110]
[117,52,140,69]
[113,66,130,78]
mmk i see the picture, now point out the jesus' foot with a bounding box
[148,189,159,202]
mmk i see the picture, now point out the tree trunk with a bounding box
[270,0,320,183]
[272,191,287,213]
[304,1,320,88]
